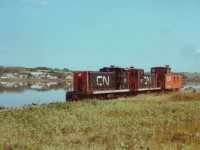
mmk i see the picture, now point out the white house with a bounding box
[66,74,73,80]
[0,73,6,78]
[46,74,58,79]
[19,73,30,79]
[30,72,43,78]
[0,73,15,78]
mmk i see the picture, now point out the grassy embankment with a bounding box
[1,90,200,150]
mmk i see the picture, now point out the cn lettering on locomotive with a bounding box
[89,72,116,91]
[97,76,110,86]
[167,76,171,82]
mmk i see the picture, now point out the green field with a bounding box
[1,90,200,150]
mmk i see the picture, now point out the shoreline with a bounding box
[0,78,72,83]
[1,88,200,113]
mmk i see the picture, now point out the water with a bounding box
[183,81,200,89]
[0,89,66,108]
[0,82,72,108]
[184,85,200,89]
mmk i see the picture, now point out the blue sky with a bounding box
[0,0,200,72]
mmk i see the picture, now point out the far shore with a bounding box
[0,78,72,82]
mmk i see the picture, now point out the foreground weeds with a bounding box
[0,90,200,149]
[170,89,200,102]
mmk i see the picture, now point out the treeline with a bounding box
[26,67,52,72]
[0,66,26,73]
[27,67,69,72]
[0,66,70,73]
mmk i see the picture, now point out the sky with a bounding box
[0,0,200,72]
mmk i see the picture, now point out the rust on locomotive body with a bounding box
[164,74,183,90]
[73,71,89,92]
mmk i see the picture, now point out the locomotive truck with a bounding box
[66,65,183,101]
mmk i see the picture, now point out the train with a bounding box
[66,65,183,101]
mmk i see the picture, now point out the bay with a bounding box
[0,82,72,108]
[0,89,66,108]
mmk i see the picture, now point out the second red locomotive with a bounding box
[67,65,183,100]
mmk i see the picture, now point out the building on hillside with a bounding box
[19,73,31,79]
[0,73,6,78]
[30,72,43,78]
[39,74,48,79]
[66,74,73,80]
[46,74,58,79]
[0,73,15,78]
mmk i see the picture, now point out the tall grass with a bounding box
[0,90,200,149]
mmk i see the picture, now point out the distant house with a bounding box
[19,73,31,79]
[0,73,6,78]
[66,74,73,80]
[0,73,15,78]
[46,74,58,79]
[39,74,48,79]
[5,73,14,78]
[30,72,43,78]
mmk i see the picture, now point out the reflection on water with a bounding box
[0,81,73,93]
[0,81,73,108]
[184,81,200,89]
[0,89,66,108]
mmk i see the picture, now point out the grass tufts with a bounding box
[1,90,200,149]
[170,90,200,101]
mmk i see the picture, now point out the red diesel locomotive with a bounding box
[67,65,183,101]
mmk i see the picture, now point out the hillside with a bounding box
[183,72,200,81]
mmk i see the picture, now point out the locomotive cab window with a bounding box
[135,72,138,78]
[151,68,155,73]
[162,69,167,74]
[131,72,134,77]
[168,68,171,73]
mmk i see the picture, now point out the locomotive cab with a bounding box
[151,66,171,74]
[100,66,129,90]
